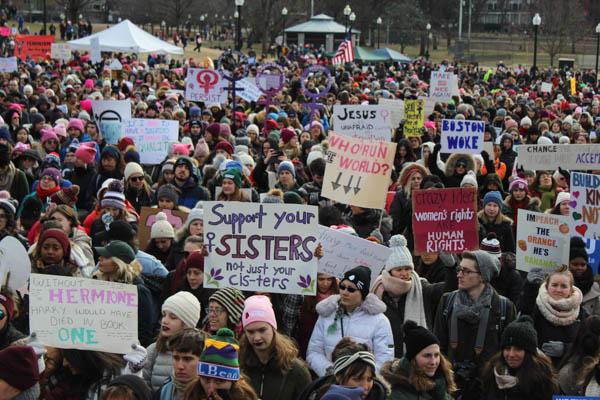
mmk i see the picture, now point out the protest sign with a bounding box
[322,132,396,209]
[412,187,479,254]
[138,207,188,250]
[109,59,123,70]
[332,104,392,141]
[14,35,54,60]
[185,68,228,104]
[378,98,404,129]
[317,226,391,287]
[516,210,570,272]
[541,82,552,93]
[440,119,485,154]
[429,71,459,102]
[517,144,600,170]
[570,172,600,239]
[0,57,17,73]
[403,99,425,137]
[92,99,131,145]
[237,78,262,102]
[29,273,138,354]
[51,43,71,62]
[419,96,436,117]
[121,119,178,164]
[202,201,319,295]
[90,37,101,63]
[0,236,30,292]
[0,26,10,37]
[586,238,600,274]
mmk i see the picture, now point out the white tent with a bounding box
[68,19,183,55]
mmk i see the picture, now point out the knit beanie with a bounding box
[124,162,144,181]
[501,315,538,354]
[570,236,589,262]
[555,191,571,207]
[306,150,324,168]
[403,320,440,360]
[223,168,242,188]
[106,375,151,400]
[246,124,259,135]
[520,116,532,127]
[460,170,478,188]
[150,212,175,239]
[41,128,58,144]
[321,385,364,400]
[41,167,62,185]
[242,295,277,329]
[194,139,210,158]
[480,233,501,257]
[0,346,39,391]
[277,160,296,178]
[49,185,80,206]
[283,191,303,204]
[280,128,296,144]
[75,143,97,164]
[162,291,201,328]
[206,123,221,137]
[67,118,84,133]
[215,140,234,156]
[0,292,15,321]
[117,137,135,152]
[471,250,500,283]
[39,228,71,260]
[483,191,503,209]
[44,153,61,169]
[101,180,126,210]
[198,328,240,381]
[185,207,204,230]
[157,184,179,204]
[101,145,121,161]
[385,234,414,271]
[341,266,371,298]
[262,189,284,204]
[509,178,528,193]
[209,288,246,327]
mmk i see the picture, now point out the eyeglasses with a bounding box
[130,176,144,182]
[339,284,358,293]
[41,176,55,181]
[456,267,481,276]
[208,307,226,315]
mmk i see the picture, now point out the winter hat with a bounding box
[284,191,304,204]
[39,228,71,260]
[321,385,364,400]
[75,143,97,165]
[238,153,255,170]
[198,328,240,381]
[223,168,243,188]
[162,291,201,328]
[277,160,296,178]
[151,212,175,239]
[101,180,126,210]
[385,234,414,271]
[460,170,478,188]
[184,208,204,231]
[341,266,371,299]
[206,123,221,137]
[246,124,259,135]
[0,346,39,391]
[480,233,501,257]
[403,320,440,360]
[67,118,84,133]
[520,116,532,127]
[399,162,427,188]
[306,150,324,167]
[501,315,538,354]
[280,128,296,144]
[41,167,62,185]
[555,191,570,206]
[101,145,121,161]
[41,128,59,144]
[209,288,246,327]
[215,140,234,156]
[125,149,141,164]
[172,143,191,156]
[242,295,278,329]
[509,178,528,193]
[95,240,136,264]
[124,162,144,181]
[194,139,210,158]
[106,375,151,400]
[537,136,553,145]
[483,191,503,209]
[157,184,179,204]
[559,136,571,144]
[44,152,61,169]
[0,292,15,321]
[53,123,67,138]
[117,137,135,152]
[570,236,589,263]
[49,185,80,206]
[471,250,500,283]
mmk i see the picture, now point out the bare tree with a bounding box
[536,0,573,66]
[54,0,94,21]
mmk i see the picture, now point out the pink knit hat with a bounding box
[41,128,58,143]
[172,143,191,156]
[242,295,277,329]
[75,143,97,164]
[53,124,67,138]
[504,119,518,130]
[67,118,85,133]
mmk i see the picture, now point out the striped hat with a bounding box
[101,180,126,210]
[209,288,245,327]
[197,328,240,381]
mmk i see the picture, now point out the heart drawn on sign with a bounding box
[573,212,583,221]
[576,224,588,237]
[573,191,580,199]
[569,200,578,209]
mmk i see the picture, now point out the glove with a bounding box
[123,343,147,373]
[26,332,47,374]
[527,267,548,285]
[558,166,570,182]
[481,150,490,163]
[541,341,565,358]
[433,143,441,154]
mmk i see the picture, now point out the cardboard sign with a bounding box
[419,96,436,117]
[570,172,600,239]
[517,144,600,170]
[14,35,54,61]
[51,43,71,62]
[516,210,570,272]
[429,71,459,102]
[138,207,188,250]
[403,99,424,137]
[237,78,262,102]
[412,187,479,254]
[0,56,17,73]
[322,132,396,209]
[541,82,552,93]
[0,27,10,37]
[29,273,138,354]
[379,98,404,128]
[317,225,391,287]
[92,99,132,144]
[202,201,319,295]
[586,238,600,274]
[90,37,101,64]
[121,119,179,164]
[440,119,485,154]
[332,104,392,141]
[185,68,228,104]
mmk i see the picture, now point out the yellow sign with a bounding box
[404,99,425,138]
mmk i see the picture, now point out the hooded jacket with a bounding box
[428,148,476,188]
[172,159,209,209]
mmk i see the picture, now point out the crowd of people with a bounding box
[0,16,599,400]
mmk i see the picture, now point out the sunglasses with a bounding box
[130,176,144,182]
[456,163,467,168]
[339,284,358,293]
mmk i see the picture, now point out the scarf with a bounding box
[0,163,15,191]
[575,266,594,295]
[450,284,494,355]
[536,283,582,326]
[36,184,60,200]
[494,367,518,389]
[380,270,428,328]
[171,373,188,397]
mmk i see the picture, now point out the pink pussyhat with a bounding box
[242,295,277,329]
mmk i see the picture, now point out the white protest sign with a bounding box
[378,98,404,128]
[121,119,179,164]
[317,226,391,287]
[237,78,262,102]
[429,71,459,102]
[185,68,228,104]
[419,96,436,117]
[92,99,132,145]
[516,210,570,272]
[51,43,71,62]
[322,132,396,209]
[0,57,17,72]
[517,144,600,170]
[332,104,392,141]
[203,202,319,295]
[541,82,552,93]
[29,273,138,354]
[440,119,485,154]
[90,37,101,64]
[109,59,122,70]
[570,172,600,239]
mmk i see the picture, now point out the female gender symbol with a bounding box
[217,50,249,112]
[256,63,285,111]
[300,64,332,129]
[196,69,220,95]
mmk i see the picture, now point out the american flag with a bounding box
[332,38,354,65]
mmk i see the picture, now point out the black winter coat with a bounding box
[65,166,97,212]
[478,211,515,253]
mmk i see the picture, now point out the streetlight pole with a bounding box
[43,0,47,34]
[595,22,600,83]
[532,13,541,78]
[426,23,431,58]
[376,17,382,49]
[343,5,351,34]
[235,0,244,51]
[282,7,288,46]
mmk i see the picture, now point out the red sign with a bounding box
[411,187,479,254]
[0,27,11,37]
[14,35,54,61]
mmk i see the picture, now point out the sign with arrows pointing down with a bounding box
[322,132,396,209]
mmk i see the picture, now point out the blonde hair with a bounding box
[545,264,574,289]
[94,257,141,284]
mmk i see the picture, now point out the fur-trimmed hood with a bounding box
[315,293,387,317]
[444,153,475,177]
[399,162,428,188]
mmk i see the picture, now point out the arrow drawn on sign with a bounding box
[331,172,342,190]
[353,176,362,195]
[343,175,354,194]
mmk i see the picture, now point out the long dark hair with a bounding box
[61,349,125,396]
[559,315,600,371]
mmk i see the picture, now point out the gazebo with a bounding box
[284,14,360,53]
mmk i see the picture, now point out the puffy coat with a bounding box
[298,374,388,400]
[174,176,209,209]
[143,344,173,391]
[349,209,392,245]
[306,294,394,377]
